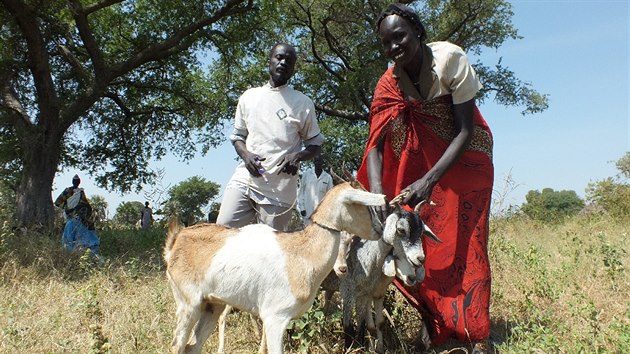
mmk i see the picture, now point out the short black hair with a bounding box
[376,3,427,42]
[269,43,297,59]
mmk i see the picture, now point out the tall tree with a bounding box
[0,0,256,228]
[89,194,108,226]
[113,200,144,228]
[163,176,220,226]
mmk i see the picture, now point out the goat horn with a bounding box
[330,169,346,184]
[414,199,436,213]
[341,161,355,182]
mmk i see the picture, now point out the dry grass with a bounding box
[0,214,628,353]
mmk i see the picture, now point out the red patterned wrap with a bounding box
[357,67,494,344]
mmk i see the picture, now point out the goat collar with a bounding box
[310,220,342,233]
[310,206,384,236]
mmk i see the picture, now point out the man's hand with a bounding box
[233,141,265,177]
[244,153,265,177]
[276,152,300,175]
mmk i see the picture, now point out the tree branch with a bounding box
[0,81,32,131]
[83,0,124,15]
[320,18,353,71]
[438,3,483,43]
[293,0,345,82]
[113,0,254,77]
[68,0,108,78]
[1,0,59,125]
[315,103,367,122]
[56,44,91,82]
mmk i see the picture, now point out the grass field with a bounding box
[0,214,628,353]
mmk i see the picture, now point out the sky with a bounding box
[52,0,630,218]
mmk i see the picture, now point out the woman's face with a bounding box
[378,14,422,69]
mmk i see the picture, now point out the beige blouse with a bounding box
[392,41,482,105]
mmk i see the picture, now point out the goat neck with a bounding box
[310,183,385,241]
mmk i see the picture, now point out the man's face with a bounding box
[314,156,324,174]
[268,44,297,87]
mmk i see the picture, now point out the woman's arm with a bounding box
[401,98,475,207]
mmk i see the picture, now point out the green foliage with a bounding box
[597,232,627,282]
[318,116,369,173]
[88,195,109,228]
[287,300,327,353]
[586,152,630,220]
[616,152,630,179]
[113,201,144,228]
[521,188,584,223]
[163,176,220,226]
[0,176,15,217]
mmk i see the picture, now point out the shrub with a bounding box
[521,188,584,223]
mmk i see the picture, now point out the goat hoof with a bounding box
[471,341,491,354]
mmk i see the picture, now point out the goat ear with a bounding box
[382,212,398,245]
[382,254,396,277]
[423,223,442,243]
[340,188,386,206]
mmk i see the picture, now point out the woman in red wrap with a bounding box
[356,4,494,353]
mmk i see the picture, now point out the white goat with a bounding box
[163,182,387,354]
[217,230,354,353]
[340,206,441,354]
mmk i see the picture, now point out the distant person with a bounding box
[216,43,324,231]
[54,174,100,256]
[140,201,153,230]
[297,154,333,225]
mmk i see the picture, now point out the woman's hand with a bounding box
[400,176,435,208]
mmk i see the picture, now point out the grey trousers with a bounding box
[216,186,293,231]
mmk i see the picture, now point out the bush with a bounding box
[521,188,584,223]
[586,152,630,220]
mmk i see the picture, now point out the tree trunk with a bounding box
[15,136,61,229]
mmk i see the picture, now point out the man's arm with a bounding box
[232,140,264,177]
